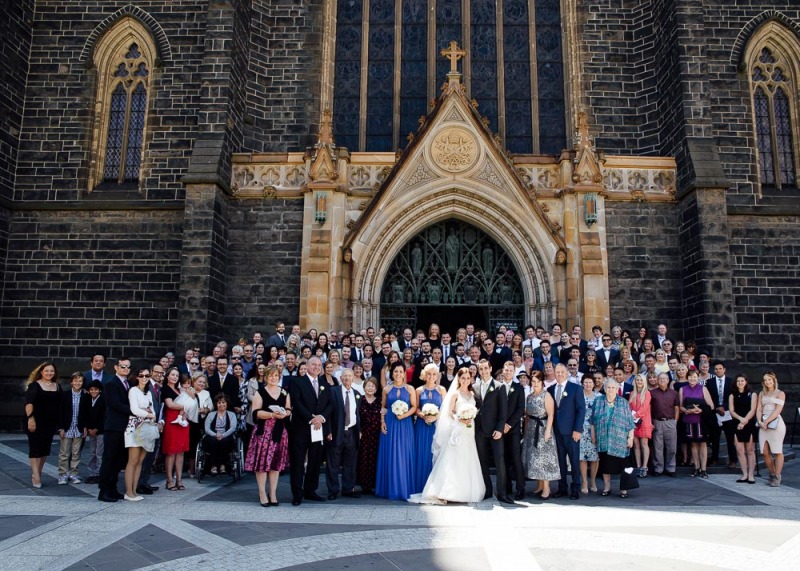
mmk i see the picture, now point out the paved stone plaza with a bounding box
[1,434,799,571]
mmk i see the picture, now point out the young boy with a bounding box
[84,380,106,485]
[58,372,91,484]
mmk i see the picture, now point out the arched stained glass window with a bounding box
[89,17,156,192]
[332,0,566,155]
[747,37,799,189]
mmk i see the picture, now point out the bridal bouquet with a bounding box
[458,405,478,428]
[421,403,439,418]
[391,400,409,418]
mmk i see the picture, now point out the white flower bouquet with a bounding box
[391,400,409,418]
[421,403,439,418]
[458,405,478,428]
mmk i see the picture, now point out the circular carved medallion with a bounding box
[431,127,479,173]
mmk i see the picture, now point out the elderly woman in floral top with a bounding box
[591,378,636,498]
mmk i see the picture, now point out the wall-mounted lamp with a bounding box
[584,192,598,227]
[314,192,328,224]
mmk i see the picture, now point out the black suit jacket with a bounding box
[502,381,526,432]
[59,390,92,432]
[596,348,621,370]
[328,385,361,447]
[489,347,512,376]
[85,394,107,433]
[706,376,734,411]
[267,333,287,349]
[289,375,334,442]
[473,378,508,436]
[103,376,132,432]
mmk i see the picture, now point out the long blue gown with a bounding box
[375,386,415,500]
[413,387,443,493]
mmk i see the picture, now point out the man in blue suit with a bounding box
[325,368,361,500]
[533,339,559,372]
[82,352,115,389]
[547,363,585,500]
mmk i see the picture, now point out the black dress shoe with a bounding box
[113,491,125,500]
[665,471,677,478]
[98,493,118,503]
[136,486,154,495]
[291,498,302,506]
[570,491,580,500]
[304,493,326,502]
[342,490,362,498]
[145,485,159,491]
[327,493,338,501]
[650,471,662,477]
[514,491,525,501]
[496,496,515,505]
[552,491,566,498]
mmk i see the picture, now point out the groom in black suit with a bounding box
[288,357,333,505]
[499,362,526,500]
[548,363,586,500]
[473,360,513,504]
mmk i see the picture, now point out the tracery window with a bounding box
[745,26,800,190]
[332,0,566,155]
[89,17,156,191]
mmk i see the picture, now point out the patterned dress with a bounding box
[244,386,289,472]
[357,396,382,491]
[522,390,560,480]
[579,392,599,461]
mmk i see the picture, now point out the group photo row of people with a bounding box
[22,320,788,506]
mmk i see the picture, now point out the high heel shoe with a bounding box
[32,476,42,489]
[601,490,611,496]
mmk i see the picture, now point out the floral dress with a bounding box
[579,392,599,461]
[522,391,560,481]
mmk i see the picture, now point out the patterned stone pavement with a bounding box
[1,434,799,570]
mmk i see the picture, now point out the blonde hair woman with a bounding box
[757,372,786,487]
[628,375,652,477]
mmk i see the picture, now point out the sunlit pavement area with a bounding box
[1,434,799,570]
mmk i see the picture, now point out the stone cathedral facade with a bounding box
[0,1,799,416]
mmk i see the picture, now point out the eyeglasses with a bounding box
[118,364,131,369]
[138,373,150,378]
[152,370,164,375]
[190,361,200,365]
[568,364,578,367]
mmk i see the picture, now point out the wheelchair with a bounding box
[195,432,244,483]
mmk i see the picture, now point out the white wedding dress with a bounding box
[409,393,486,504]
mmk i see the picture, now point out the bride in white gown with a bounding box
[409,369,486,504]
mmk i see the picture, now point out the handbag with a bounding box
[619,457,640,491]
[134,421,159,452]
[762,414,779,430]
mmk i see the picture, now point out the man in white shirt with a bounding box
[522,326,541,351]
[566,359,582,385]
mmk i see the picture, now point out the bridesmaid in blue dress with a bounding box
[413,363,447,493]
[375,362,417,500]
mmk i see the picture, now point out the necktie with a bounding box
[122,378,129,391]
[482,381,488,399]
[280,334,284,342]
[312,377,319,396]
[345,389,352,426]
[556,384,563,406]
[717,378,724,405]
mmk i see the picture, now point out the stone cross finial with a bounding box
[441,41,466,75]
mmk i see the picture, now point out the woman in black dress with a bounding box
[24,362,62,488]
[357,377,382,494]
[729,375,757,484]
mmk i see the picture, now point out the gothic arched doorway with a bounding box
[379,221,526,334]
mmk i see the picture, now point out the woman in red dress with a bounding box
[161,367,190,490]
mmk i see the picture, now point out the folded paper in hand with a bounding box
[310,424,323,442]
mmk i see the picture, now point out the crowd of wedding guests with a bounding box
[22,321,788,504]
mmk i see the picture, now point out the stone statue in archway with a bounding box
[482,246,494,275]
[411,243,422,275]
[427,280,442,304]
[445,231,459,271]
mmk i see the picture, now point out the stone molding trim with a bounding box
[79,4,172,65]
[731,10,800,69]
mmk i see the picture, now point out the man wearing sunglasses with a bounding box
[98,357,133,503]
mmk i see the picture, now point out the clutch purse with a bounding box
[762,414,778,430]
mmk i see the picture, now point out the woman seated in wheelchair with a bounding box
[203,394,238,475]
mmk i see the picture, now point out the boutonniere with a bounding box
[355,394,361,399]
[319,386,325,391]
[563,391,568,397]
[509,387,515,394]
[488,386,495,392]
[280,389,287,396]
